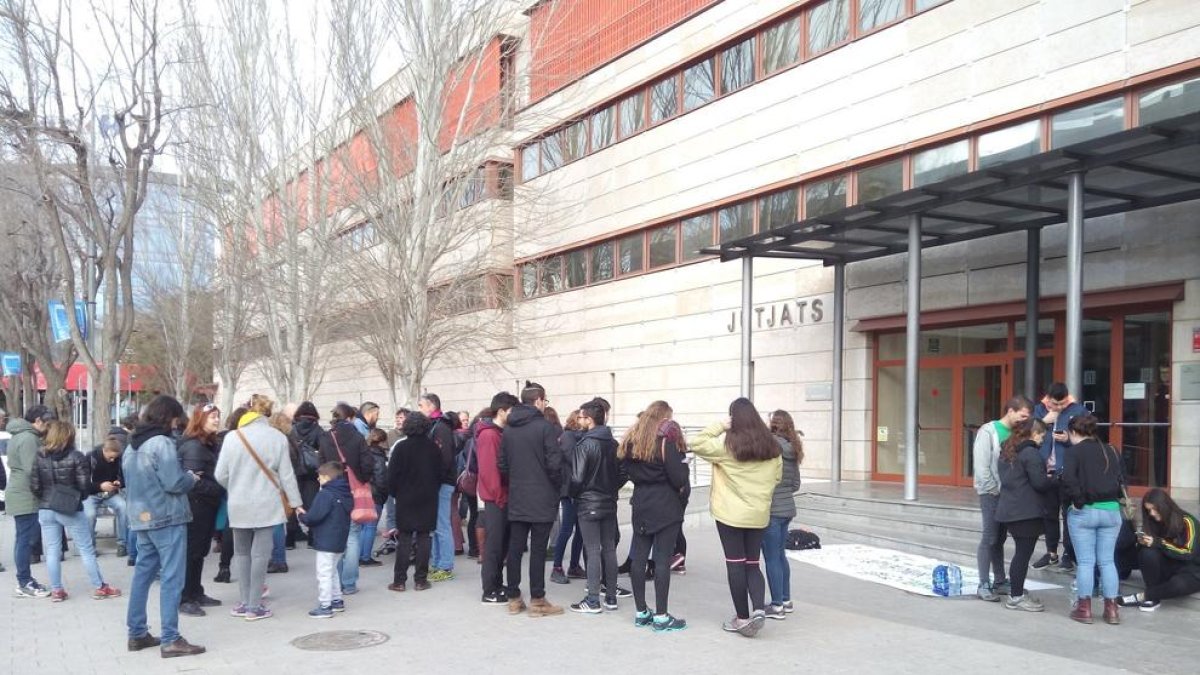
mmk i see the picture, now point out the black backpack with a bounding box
[786,529,821,550]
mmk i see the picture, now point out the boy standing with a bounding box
[300,462,353,618]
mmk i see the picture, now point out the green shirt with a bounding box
[1086,501,1121,511]
[993,421,1011,447]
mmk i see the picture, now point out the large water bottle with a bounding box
[932,564,963,596]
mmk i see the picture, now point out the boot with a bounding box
[213,566,231,583]
[1102,598,1120,625]
[1070,597,1093,624]
[507,594,527,615]
[528,596,564,618]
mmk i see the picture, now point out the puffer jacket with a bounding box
[569,425,624,521]
[769,436,801,519]
[30,446,91,511]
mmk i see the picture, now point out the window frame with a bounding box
[682,57,716,112]
[761,17,801,76]
[618,90,647,140]
[649,74,680,126]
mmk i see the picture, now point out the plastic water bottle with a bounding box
[932,564,963,596]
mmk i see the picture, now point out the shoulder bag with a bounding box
[236,430,293,519]
[456,436,478,496]
[330,428,380,524]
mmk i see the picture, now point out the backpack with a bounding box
[785,528,821,551]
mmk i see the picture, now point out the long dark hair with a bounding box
[726,398,780,463]
[769,410,804,464]
[1142,488,1191,543]
[1001,418,1047,464]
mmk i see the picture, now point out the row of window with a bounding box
[519,0,952,182]
[517,74,1200,300]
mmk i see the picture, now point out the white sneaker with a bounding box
[15,582,50,599]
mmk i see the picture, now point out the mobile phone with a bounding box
[1135,530,1145,538]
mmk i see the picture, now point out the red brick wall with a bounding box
[528,0,721,104]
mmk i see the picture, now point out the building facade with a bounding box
[233,0,1200,492]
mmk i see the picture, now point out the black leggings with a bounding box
[183,497,218,601]
[630,522,681,615]
[716,522,767,619]
[1140,546,1200,602]
[464,496,480,556]
[1006,518,1043,596]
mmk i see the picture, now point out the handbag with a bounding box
[330,428,380,524]
[236,430,294,519]
[456,437,478,496]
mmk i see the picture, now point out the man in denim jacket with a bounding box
[122,396,206,659]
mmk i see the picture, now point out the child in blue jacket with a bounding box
[299,462,352,618]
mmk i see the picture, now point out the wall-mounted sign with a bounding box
[1193,327,1200,353]
[726,297,825,333]
[806,382,832,401]
[877,426,889,443]
[1083,370,1096,386]
[1182,364,1200,401]
[1123,382,1146,400]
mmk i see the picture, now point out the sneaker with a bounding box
[261,585,270,600]
[160,637,206,659]
[179,601,206,617]
[976,583,1001,602]
[672,563,686,576]
[1004,594,1045,612]
[481,591,506,605]
[92,584,122,600]
[567,565,587,579]
[669,553,686,571]
[992,580,1011,597]
[550,567,569,585]
[308,605,334,619]
[197,594,223,607]
[617,559,632,576]
[723,615,764,638]
[127,633,161,652]
[763,604,787,620]
[50,589,68,602]
[341,586,359,595]
[569,597,603,614]
[652,613,687,632]
[1139,599,1161,612]
[331,599,346,612]
[359,558,383,567]
[229,603,248,618]
[1031,552,1058,570]
[602,585,632,599]
[429,569,454,582]
[634,610,653,627]
[746,610,767,636]
[116,544,128,558]
[243,606,273,622]
[782,600,795,614]
[1054,557,1076,574]
[266,561,288,574]
[603,596,618,611]
[14,581,51,599]
[128,558,136,567]
[213,566,231,583]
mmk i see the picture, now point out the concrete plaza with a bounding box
[1,490,1196,675]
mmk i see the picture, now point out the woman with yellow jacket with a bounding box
[689,397,782,638]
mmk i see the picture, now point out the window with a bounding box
[720,38,755,95]
[458,169,485,209]
[649,224,677,268]
[857,160,904,202]
[858,0,903,33]
[497,164,514,200]
[618,92,645,139]
[617,233,644,275]
[540,133,563,172]
[718,202,753,242]
[978,119,1042,168]
[1051,98,1124,148]
[565,249,587,288]
[539,256,564,294]
[758,188,798,231]
[1140,76,1200,125]
[913,140,969,186]
[805,176,847,218]
[650,76,678,125]
[681,214,713,261]
[520,264,538,298]
[561,122,586,163]
[683,59,715,111]
[762,18,800,75]
[808,0,850,55]
[521,145,539,182]
[591,106,614,150]
[589,241,614,282]
[915,0,950,9]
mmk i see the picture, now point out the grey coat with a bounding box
[215,417,303,529]
[769,436,801,519]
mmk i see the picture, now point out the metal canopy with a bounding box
[707,111,1200,264]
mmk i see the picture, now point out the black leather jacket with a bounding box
[30,446,91,511]
[569,425,624,520]
[178,434,225,504]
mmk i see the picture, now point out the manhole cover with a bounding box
[291,630,390,651]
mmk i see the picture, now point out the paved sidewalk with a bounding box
[1,494,1196,674]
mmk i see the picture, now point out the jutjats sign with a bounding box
[726,296,825,333]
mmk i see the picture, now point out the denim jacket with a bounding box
[123,430,195,531]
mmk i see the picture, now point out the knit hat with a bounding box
[295,401,320,420]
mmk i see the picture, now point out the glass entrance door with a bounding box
[961,362,1007,484]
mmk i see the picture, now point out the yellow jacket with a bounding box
[688,422,782,529]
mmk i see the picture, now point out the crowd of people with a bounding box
[2,374,1195,658]
[973,382,1199,623]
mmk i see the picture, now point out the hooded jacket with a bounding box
[123,425,196,531]
[319,420,374,486]
[291,417,325,480]
[558,429,581,498]
[569,425,623,520]
[30,446,91,511]
[473,418,507,507]
[769,437,801,519]
[1033,399,1088,473]
[215,416,303,529]
[498,405,563,523]
[689,422,782,529]
[4,418,43,516]
[427,413,458,485]
[972,421,1006,496]
[301,476,353,553]
[388,433,443,532]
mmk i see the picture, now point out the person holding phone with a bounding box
[83,436,131,557]
[1031,382,1088,573]
[1117,489,1199,612]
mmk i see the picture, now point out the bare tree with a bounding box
[0,0,173,440]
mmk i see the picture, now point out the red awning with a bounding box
[1,363,152,392]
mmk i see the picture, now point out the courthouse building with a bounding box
[238,0,1200,494]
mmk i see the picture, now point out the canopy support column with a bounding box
[831,262,845,486]
[740,257,753,400]
[1025,228,1041,400]
[1065,172,1085,397]
[904,215,921,502]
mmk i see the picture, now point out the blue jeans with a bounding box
[761,515,792,605]
[127,524,187,644]
[39,510,105,591]
[384,496,396,531]
[127,520,139,564]
[13,513,40,587]
[553,497,583,569]
[338,522,363,591]
[82,493,128,546]
[431,484,455,571]
[1067,507,1121,599]
[271,523,286,564]
[359,505,383,561]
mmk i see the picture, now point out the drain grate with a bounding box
[291,630,390,651]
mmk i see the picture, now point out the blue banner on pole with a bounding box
[0,352,20,376]
[48,300,88,343]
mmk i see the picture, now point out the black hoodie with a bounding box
[569,425,623,521]
[498,404,562,523]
